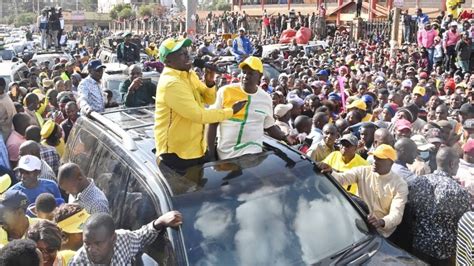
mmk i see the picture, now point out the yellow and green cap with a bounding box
[159,38,192,62]
[238,56,263,74]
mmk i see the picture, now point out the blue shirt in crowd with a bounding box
[8,178,62,204]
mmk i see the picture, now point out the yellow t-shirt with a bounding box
[0,216,41,247]
[323,151,369,194]
[56,250,76,266]
[41,138,65,158]
[362,113,373,122]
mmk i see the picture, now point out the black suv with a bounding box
[63,106,425,265]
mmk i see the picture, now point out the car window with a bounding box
[92,146,129,225]
[173,153,368,265]
[0,50,14,60]
[123,172,177,265]
[107,79,124,104]
[68,129,99,177]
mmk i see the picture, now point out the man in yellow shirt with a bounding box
[323,133,369,194]
[154,38,246,174]
[0,190,41,247]
[318,144,408,238]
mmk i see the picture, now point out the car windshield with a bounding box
[171,152,368,265]
[0,49,14,60]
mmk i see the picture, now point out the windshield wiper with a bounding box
[330,235,374,265]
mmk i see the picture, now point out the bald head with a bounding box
[312,112,329,129]
[394,138,418,164]
[374,128,395,147]
[436,147,460,176]
[25,125,42,142]
[58,163,84,184]
[85,213,115,236]
[19,140,41,158]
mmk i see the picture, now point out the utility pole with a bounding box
[185,0,197,39]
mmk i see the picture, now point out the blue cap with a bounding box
[0,190,28,210]
[87,59,106,70]
[361,94,374,104]
[317,69,329,76]
[328,92,341,102]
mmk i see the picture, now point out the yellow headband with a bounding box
[57,209,90,233]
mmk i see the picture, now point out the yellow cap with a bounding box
[57,209,90,233]
[42,79,54,88]
[41,120,56,138]
[369,144,397,161]
[239,56,264,74]
[347,99,367,111]
[413,86,426,96]
[159,38,192,62]
[0,174,12,194]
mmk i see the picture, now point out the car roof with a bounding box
[86,107,307,197]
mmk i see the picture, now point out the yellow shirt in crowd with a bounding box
[154,67,233,160]
[332,166,408,237]
[323,151,369,194]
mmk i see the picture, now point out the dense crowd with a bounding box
[0,6,473,266]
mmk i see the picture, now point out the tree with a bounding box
[138,4,153,18]
[118,7,134,20]
[110,3,132,20]
[13,12,36,27]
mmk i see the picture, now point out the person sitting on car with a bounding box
[207,56,294,160]
[145,43,158,60]
[70,212,182,265]
[318,144,408,238]
[119,65,156,108]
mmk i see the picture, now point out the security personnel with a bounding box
[117,32,140,65]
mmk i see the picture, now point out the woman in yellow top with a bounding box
[27,220,76,266]
[145,43,159,60]
[41,120,65,157]
[53,204,90,251]
[323,133,369,194]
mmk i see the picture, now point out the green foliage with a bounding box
[110,3,132,20]
[138,4,154,17]
[118,7,134,20]
[199,0,231,11]
[216,2,231,11]
[13,12,36,27]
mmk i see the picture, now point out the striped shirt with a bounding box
[456,211,473,266]
[77,76,105,113]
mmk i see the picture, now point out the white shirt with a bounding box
[211,84,274,160]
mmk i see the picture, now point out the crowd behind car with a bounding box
[0,6,473,266]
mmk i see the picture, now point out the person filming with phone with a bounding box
[119,64,156,107]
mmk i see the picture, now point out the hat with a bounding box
[41,120,56,139]
[288,95,304,107]
[310,81,322,88]
[87,59,106,70]
[149,42,156,47]
[328,92,341,102]
[239,56,263,74]
[419,72,428,79]
[401,79,413,88]
[159,38,192,62]
[347,99,367,111]
[42,79,54,88]
[274,103,293,117]
[339,134,359,146]
[459,103,474,115]
[463,139,474,156]
[426,128,444,143]
[361,94,374,105]
[238,27,246,32]
[383,103,398,117]
[464,118,474,129]
[411,134,435,151]
[14,155,41,172]
[395,119,412,131]
[57,208,91,233]
[317,69,329,76]
[0,190,28,210]
[369,144,397,161]
[412,86,426,96]
[444,79,456,92]
[0,174,11,194]
[450,21,458,27]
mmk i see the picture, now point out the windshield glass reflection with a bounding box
[173,153,367,265]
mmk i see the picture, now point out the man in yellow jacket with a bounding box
[154,38,246,173]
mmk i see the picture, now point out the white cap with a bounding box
[450,21,458,27]
[274,103,293,118]
[15,155,41,172]
[401,79,413,88]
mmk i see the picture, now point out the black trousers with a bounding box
[158,153,208,176]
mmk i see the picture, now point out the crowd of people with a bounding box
[0,5,473,266]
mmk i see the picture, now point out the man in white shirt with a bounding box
[207,56,292,160]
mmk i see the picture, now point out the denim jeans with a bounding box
[426,47,435,71]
